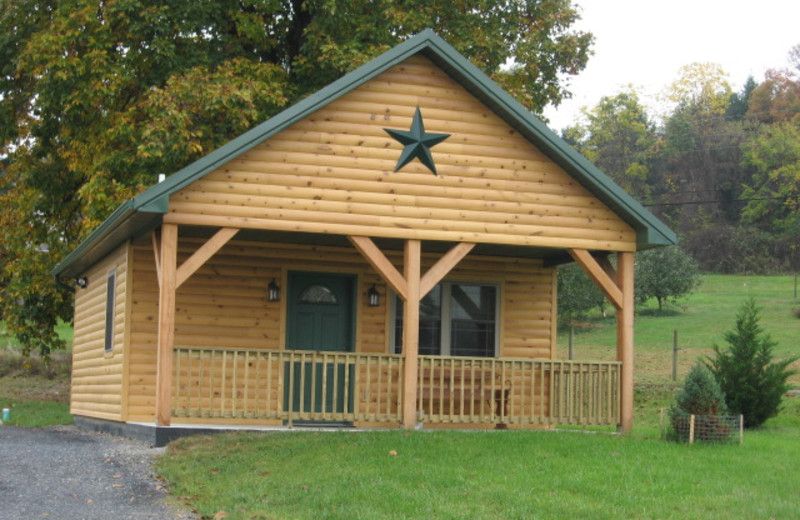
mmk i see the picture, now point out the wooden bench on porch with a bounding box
[418,365,512,421]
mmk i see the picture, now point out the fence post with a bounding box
[672,330,679,382]
[689,414,695,444]
[568,326,574,360]
[739,414,744,445]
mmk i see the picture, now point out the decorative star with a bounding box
[384,107,450,175]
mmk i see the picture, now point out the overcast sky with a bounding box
[542,0,800,131]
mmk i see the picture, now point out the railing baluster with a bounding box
[503,359,509,424]
[207,351,214,418]
[326,353,333,417]
[278,352,295,428]
[448,357,455,421]
[580,363,585,423]
[266,352,271,419]
[231,350,238,418]
[191,349,198,416]
[528,360,535,424]
[242,350,249,418]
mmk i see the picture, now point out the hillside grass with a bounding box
[559,274,800,387]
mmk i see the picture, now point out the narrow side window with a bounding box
[104,271,116,354]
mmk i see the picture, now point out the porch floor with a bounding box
[75,415,396,447]
[75,415,568,448]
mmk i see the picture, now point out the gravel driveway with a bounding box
[0,425,197,520]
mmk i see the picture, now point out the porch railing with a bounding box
[172,348,404,425]
[417,356,620,426]
[172,347,620,427]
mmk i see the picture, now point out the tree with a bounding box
[635,246,701,311]
[664,62,733,116]
[737,61,800,272]
[655,63,750,239]
[706,298,798,428]
[669,361,729,442]
[0,0,593,355]
[740,122,800,236]
[726,76,758,121]
[564,88,657,201]
[557,263,606,327]
[746,69,800,125]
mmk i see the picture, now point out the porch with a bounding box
[172,347,620,428]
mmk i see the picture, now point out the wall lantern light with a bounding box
[267,278,280,302]
[75,277,88,289]
[368,284,380,307]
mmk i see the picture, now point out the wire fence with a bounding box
[661,409,744,444]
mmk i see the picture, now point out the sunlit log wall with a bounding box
[166,55,636,252]
[70,243,130,420]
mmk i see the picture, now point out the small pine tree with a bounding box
[669,362,730,442]
[707,298,798,428]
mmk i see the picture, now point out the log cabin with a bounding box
[53,30,676,446]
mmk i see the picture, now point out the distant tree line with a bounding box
[563,51,800,275]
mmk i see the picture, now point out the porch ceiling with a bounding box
[171,225,568,263]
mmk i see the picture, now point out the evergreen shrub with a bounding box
[669,362,731,442]
[707,298,798,428]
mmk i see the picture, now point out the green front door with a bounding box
[285,272,355,416]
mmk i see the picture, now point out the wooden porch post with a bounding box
[402,240,421,429]
[348,236,474,428]
[617,252,635,433]
[155,223,178,426]
[568,248,635,433]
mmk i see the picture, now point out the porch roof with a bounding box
[53,29,676,280]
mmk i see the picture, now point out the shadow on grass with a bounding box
[559,306,688,334]
[637,308,684,317]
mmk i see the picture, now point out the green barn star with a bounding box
[384,107,450,175]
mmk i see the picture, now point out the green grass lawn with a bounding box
[0,322,72,427]
[158,398,800,520]
[0,398,73,427]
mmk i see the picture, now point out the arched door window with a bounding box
[298,284,339,305]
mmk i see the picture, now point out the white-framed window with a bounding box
[392,282,499,357]
[104,271,116,354]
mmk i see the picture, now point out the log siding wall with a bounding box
[125,237,555,422]
[169,55,636,252]
[71,243,130,420]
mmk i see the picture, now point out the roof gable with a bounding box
[54,29,676,279]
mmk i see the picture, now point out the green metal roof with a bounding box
[53,29,676,280]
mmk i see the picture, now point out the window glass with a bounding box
[394,285,441,355]
[394,283,496,357]
[450,284,496,357]
[104,272,116,354]
[298,285,338,305]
